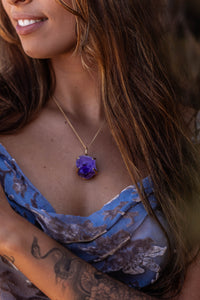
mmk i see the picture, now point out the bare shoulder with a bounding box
[0,127,37,162]
[0,106,52,158]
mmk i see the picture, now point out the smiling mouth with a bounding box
[17,18,47,27]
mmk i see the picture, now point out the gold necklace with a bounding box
[53,96,104,180]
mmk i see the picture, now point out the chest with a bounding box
[0,131,134,217]
[0,105,149,216]
[24,144,132,216]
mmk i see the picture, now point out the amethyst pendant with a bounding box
[76,155,97,179]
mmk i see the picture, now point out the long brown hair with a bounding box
[0,0,200,297]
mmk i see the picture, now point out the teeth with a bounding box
[18,19,42,27]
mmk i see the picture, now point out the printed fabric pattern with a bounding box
[0,144,170,300]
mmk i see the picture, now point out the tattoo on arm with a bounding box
[31,236,75,282]
[31,237,154,300]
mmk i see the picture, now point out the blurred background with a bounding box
[164,0,200,110]
[161,0,200,141]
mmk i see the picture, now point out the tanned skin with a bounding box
[0,185,155,300]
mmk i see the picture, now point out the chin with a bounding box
[23,50,52,59]
[21,42,77,59]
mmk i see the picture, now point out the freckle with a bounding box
[43,165,47,169]
[50,138,54,142]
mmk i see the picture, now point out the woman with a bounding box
[0,0,199,299]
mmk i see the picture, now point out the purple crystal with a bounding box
[76,155,97,179]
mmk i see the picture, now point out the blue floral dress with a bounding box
[0,143,170,299]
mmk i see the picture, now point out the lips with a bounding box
[12,13,48,35]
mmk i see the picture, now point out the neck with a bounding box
[50,52,104,124]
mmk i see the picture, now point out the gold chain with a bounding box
[53,96,104,155]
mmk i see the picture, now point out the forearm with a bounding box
[1,214,156,300]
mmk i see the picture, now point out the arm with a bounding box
[0,186,155,300]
